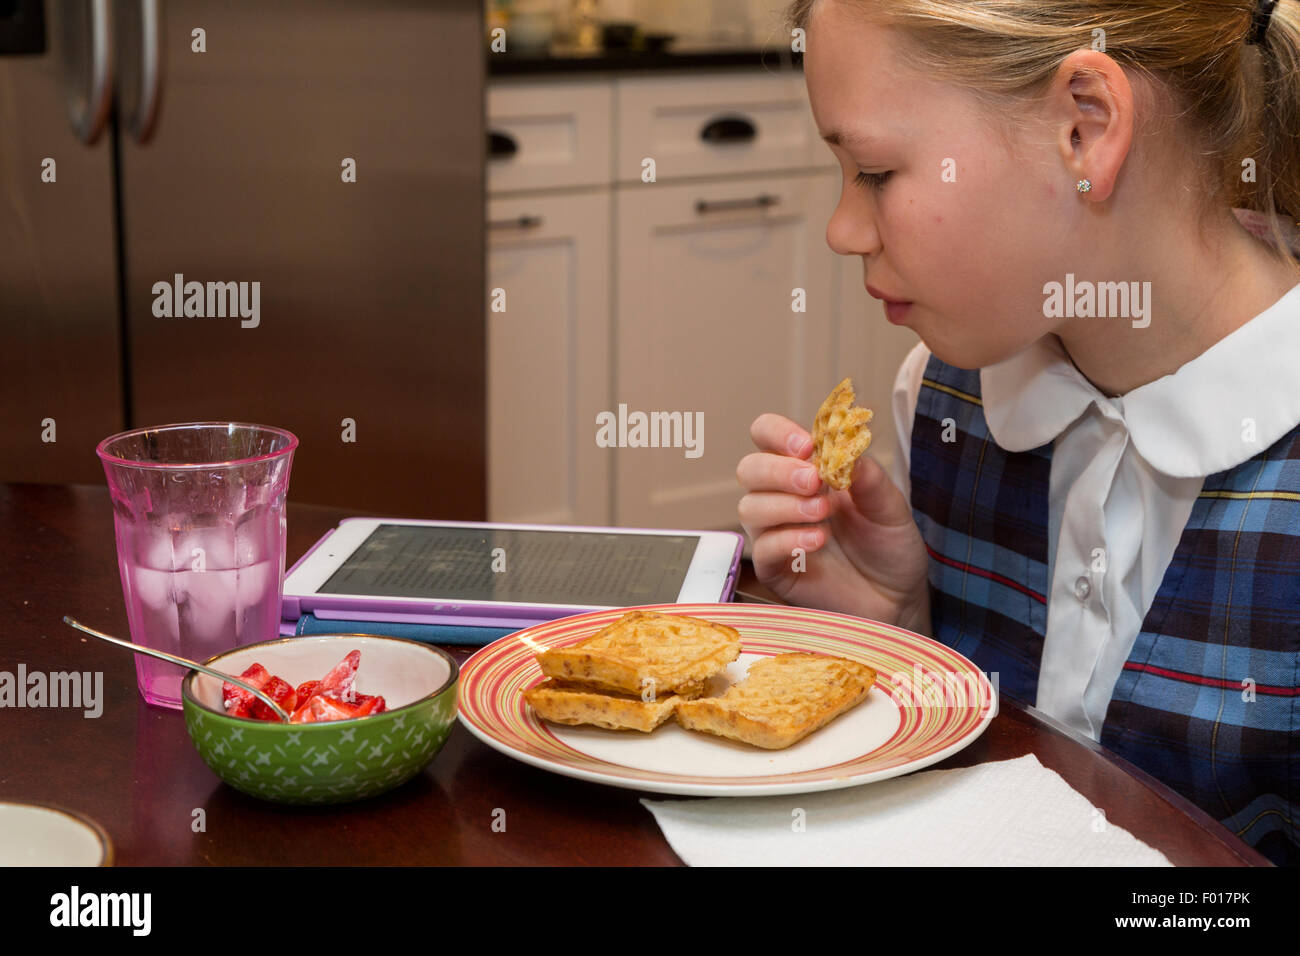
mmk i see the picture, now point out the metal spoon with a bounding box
[62,616,293,723]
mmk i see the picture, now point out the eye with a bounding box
[853,170,892,192]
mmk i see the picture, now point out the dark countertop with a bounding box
[488,43,803,76]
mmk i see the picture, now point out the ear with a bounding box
[1045,49,1134,203]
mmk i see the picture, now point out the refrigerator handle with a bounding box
[70,0,113,144]
[125,0,160,142]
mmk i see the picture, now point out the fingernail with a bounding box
[789,435,811,456]
[800,530,820,549]
[801,496,822,518]
[798,467,818,491]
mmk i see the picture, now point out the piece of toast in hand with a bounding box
[674,652,876,749]
[535,610,741,696]
[811,377,874,491]
[523,678,707,733]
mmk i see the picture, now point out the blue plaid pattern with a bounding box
[909,352,1300,865]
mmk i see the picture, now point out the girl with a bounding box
[738,0,1300,865]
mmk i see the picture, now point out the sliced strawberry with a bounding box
[354,695,386,716]
[309,694,362,722]
[222,663,271,717]
[295,679,321,703]
[288,698,318,724]
[250,675,297,721]
[316,650,361,701]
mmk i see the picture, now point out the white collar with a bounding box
[980,282,1300,478]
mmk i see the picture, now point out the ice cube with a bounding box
[175,522,235,572]
[234,505,272,566]
[181,568,236,645]
[135,526,177,571]
[132,567,180,610]
[235,559,276,641]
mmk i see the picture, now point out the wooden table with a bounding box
[0,483,1270,865]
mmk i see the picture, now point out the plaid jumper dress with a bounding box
[910,352,1300,865]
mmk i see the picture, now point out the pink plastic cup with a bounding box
[96,423,298,709]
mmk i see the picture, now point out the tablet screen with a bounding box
[317,524,700,606]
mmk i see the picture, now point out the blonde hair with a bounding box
[786,0,1300,272]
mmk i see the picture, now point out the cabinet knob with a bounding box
[695,194,780,215]
[488,130,519,159]
[488,214,544,231]
[699,114,757,144]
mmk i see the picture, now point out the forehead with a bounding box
[801,1,912,143]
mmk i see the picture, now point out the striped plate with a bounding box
[457,603,997,796]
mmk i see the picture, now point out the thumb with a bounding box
[845,454,911,525]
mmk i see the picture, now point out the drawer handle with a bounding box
[488,214,544,231]
[489,130,519,159]
[695,194,780,215]
[700,114,757,144]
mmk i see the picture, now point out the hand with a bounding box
[737,412,932,634]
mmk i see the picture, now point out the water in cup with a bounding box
[119,511,282,705]
[99,424,297,709]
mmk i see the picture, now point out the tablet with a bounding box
[281,518,746,628]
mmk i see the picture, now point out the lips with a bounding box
[866,284,912,305]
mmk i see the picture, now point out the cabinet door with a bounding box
[487,191,611,524]
[614,71,825,183]
[487,79,613,194]
[614,170,835,529]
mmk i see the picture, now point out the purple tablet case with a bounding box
[279,519,745,645]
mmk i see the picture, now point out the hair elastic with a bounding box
[1246,0,1279,45]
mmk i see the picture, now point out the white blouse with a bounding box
[889,281,1300,740]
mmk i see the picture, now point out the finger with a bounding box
[751,524,826,580]
[738,490,829,535]
[843,453,909,525]
[737,451,824,495]
[750,412,815,458]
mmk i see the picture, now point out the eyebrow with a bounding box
[819,127,880,149]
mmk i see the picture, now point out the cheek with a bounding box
[879,190,948,257]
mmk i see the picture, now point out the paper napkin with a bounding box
[641,753,1173,866]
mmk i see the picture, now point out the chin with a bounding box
[922,338,984,371]
[926,331,1036,371]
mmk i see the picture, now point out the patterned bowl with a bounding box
[182,634,458,805]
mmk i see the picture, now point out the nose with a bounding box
[825,182,881,259]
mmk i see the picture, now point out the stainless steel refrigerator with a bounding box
[1,0,486,518]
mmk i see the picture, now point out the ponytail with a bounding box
[1244,0,1300,265]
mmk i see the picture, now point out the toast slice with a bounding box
[524,678,706,733]
[811,377,874,491]
[675,652,876,749]
[535,610,742,696]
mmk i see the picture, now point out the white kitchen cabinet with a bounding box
[486,80,614,193]
[487,189,612,524]
[612,169,837,528]
[613,72,824,182]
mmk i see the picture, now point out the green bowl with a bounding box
[182,634,458,805]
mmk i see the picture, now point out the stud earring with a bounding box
[1076,179,1093,194]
